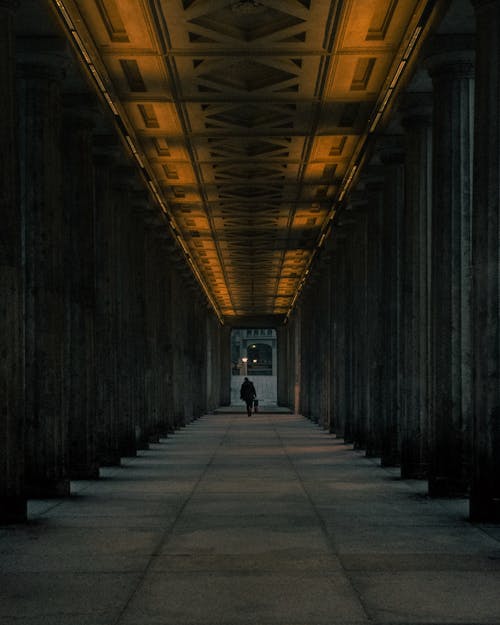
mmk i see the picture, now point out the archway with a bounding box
[230,328,277,406]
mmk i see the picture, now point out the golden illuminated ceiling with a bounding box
[50,0,441,322]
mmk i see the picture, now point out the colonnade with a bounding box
[283,10,500,523]
[0,6,225,522]
[3,0,500,527]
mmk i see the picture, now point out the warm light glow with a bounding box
[49,0,224,324]
[49,0,439,324]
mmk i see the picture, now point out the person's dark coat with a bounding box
[240,378,256,402]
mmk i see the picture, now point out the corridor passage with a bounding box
[1,413,500,625]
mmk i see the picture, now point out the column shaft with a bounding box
[18,40,70,497]
[401,108,432,478]
[331,237,347,437]
[62,102,98,479]
[0,1,26,521]
[94,143,121,465]
[428,46,474,496]
[380,148,404,467]
[352,209,369,450]
[112,170,137,456]
[470,0,500,521]
[365,183,385,458]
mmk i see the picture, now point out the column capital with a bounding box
[131,189,155,213]
[16,37,69,81]
[92,133,123,166]
[376,135,405,165]
[399,92,433,127]
[62,93,100,128]
[424,35,475,79]
[345,189,368,212]
[112,165,139,189]
[0,0,19,11]
[472,0,500,8]
[360,165,385,190]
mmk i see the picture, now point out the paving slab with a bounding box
[1,412,499,625]
[120,571,369,625]
[350,570,500,623]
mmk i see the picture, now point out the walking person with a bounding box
[240,377,256,417]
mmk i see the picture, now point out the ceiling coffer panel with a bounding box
[53,0,440,320]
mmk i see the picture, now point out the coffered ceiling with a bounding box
[48,0,443,323]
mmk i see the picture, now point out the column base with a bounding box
[0,496,28,524]
[470,493,500,523]
[69,464,100,480]
[365,446,382,459]
[381,455,400,468]
[136,438,150,451]
[119,436,137,458]
[99,454,121,467]
[428,475,470,498]
[25,478,71,499]
[401,463,428,480]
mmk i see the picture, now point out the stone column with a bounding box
[145,226,175,435]
[364,179,385,457]
[143,217,166,441]
[331,235,347,438]
[292,308,302,415]
[18,38,70,497]
[0,0,26,521]
[400,96,433,479]
[276,325,288,406]
[159,237,175,433]
[318,254,333,430]
[299,293,313,420]
[379,140,405,467]
[111,166,138,456]
[211,316,222,410]
[339,218,358,444]
[62,96,99,479]
[427,39,474,497]
[129,192,148,448]
[349,204,369,449]
[182,276,199,423]
[205,314,216,412]
[170,255,188,426]
[93,137,121,465]
[219,324,232,406]
[470,0,500,521]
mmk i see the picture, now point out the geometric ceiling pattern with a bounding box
[51,0,439,322]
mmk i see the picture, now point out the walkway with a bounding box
[1,413,500,625]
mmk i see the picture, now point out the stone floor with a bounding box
[1,412,500,625]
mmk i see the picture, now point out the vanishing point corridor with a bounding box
[2,412,499,625]
[3,1,500,622]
